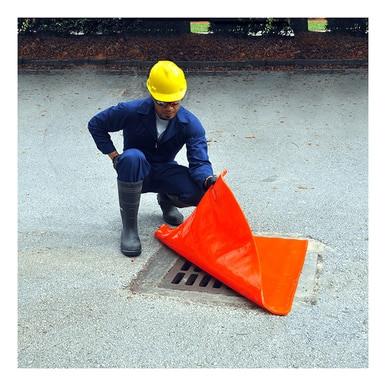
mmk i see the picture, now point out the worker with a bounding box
[88,60,217,257]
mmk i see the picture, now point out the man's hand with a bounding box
[204,175,217,190]
[111,153,121,170]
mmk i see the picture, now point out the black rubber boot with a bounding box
[157,193,184,226]
[117,179,143,257]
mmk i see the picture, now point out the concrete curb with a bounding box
[18,57,368,69]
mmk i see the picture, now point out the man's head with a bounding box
[147,60,187,120]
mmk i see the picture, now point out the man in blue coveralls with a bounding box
[88,60,217,257]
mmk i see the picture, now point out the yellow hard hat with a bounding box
[146,60,187,102]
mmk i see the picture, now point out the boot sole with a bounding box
[121,248,142,257]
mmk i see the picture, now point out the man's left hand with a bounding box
[204,175,217,190]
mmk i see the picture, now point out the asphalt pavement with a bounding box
[18,67,368,368]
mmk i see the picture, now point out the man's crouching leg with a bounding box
[157,178,205,226]
[157,193,185,226]
[116,149,150,257]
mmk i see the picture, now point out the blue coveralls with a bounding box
[88,97,214,206]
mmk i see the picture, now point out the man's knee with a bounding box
[116,148,150,182]
[120,148,146,164]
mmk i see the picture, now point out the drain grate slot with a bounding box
[180,261,191,271]
[213,280,223,289]
[160,258,241,296]
[186,274,199,286]
[171,272,185,284]
[199,274,211,287]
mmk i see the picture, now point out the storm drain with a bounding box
[159,258,241,296]
[129,236,326,309]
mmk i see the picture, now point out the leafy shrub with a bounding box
[263,18,292,36]
[208,18,266,37]
[208,18,293,37]
[17,18,190,36]
[326,18,368,35]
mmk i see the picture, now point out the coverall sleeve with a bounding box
[185,119,214,188]
[88,102,128,154]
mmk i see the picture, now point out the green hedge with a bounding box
[208,18,293,37]
[18,17,369,37]
[18,17,293,37]
[326,18,368,35]
[17,18,190,36]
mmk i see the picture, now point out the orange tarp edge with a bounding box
[155,170,308,315]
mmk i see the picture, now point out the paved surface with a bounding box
[18,67,368,368]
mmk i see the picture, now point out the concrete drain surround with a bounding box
[129,235,325,309]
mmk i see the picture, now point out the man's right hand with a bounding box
[112,155,120,170]
[109,151,120,170]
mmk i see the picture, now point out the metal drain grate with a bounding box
[159,258,241,296]
[129,237,324,309]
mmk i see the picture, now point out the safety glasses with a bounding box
[153,99,181,107]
